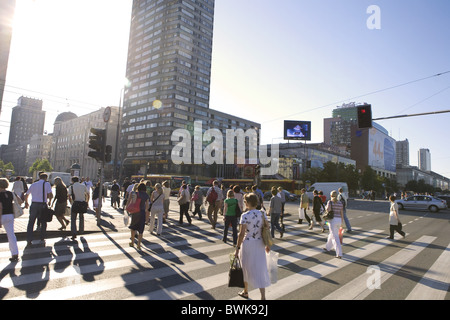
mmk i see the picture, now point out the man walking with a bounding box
[68,176,89,240]
[24,172,53,246]
[205,180,224,229]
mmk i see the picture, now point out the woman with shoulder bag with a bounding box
[128,183,150,250]
[235,193,271,300]
[323,190,344,259]
[0,178,21,261]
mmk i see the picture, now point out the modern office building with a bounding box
[418,148,431,172]
[120,0,260,179]
[8,96,46,145]
[396,139,409,167]
[0,0,16,113]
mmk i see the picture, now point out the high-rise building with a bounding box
[418,148,431,172]
[121,0,260,178]
[396,139,409,167]
[0,0,16,112]
[8,96,46,144]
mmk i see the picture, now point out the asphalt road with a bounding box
[1,196,449,301]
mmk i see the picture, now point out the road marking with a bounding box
[406,243,450,300]
[322,235,436,300]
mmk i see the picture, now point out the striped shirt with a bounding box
[326,200,343,218]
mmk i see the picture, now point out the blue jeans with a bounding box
[343,208,352,231]
[270,212,283,237]
[27,203,47,243]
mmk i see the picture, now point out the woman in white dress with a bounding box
[235,193,271,300]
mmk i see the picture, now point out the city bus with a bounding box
[130,174,191,195]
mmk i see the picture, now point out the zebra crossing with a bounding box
[1,215,449,300]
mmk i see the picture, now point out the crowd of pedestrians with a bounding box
[0,174,408,300]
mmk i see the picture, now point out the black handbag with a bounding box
[228,256,245,288]
[42,205,55,222]
[322,201,334,221]
[41,181,54,222]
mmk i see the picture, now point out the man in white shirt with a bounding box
[24,172,53,246]
[68,176,89,240]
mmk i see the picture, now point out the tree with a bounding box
[302,161,361,195]
[29,159,53,175]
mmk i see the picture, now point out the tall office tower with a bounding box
[121,0,260,178]
[8,96,45,144]
[396,139,409,167]
[418,148,431,172]
[0,0,16,113]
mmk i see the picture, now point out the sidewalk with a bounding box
[0,201,129,243]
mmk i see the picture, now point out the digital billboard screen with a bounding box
[284,120,311,141]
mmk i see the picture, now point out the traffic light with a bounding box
[105,145,113,163]
[357,104,372,128]
[88,128,106,162]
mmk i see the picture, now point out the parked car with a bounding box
[263,190,298,202]
[396,195,447,212]
[437,195,450,207]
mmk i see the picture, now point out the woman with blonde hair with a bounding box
[51,177,70,230]
[323,190,344,259]
[149,183,165,236]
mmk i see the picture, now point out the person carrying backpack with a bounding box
[205,180,223,229]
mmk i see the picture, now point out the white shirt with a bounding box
[163,186,171,199]
[12,180,24,196]
[69,182,88,202]
[126,183,135,194]
[26,179,52,203]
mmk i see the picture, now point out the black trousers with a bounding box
[179,203,192,224]
[389,223,405,238]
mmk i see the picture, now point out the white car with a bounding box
[396,195,447,213]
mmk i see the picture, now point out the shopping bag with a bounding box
[266,250,279,284]
[200,204,206,216]
[339,227,344,244]
[228,256,245,288]
[261,219,273,247]
[12,193,24,218]
[124,213,130,226]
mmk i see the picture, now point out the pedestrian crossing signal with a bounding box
[357,105,372,128]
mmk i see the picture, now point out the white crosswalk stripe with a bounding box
[1,217,449,300]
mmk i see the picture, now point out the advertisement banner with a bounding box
[368,128,396,172]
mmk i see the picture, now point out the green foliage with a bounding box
[0,159,15,175]
[29,159,53,175]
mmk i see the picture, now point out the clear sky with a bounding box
[2,0,450,177]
